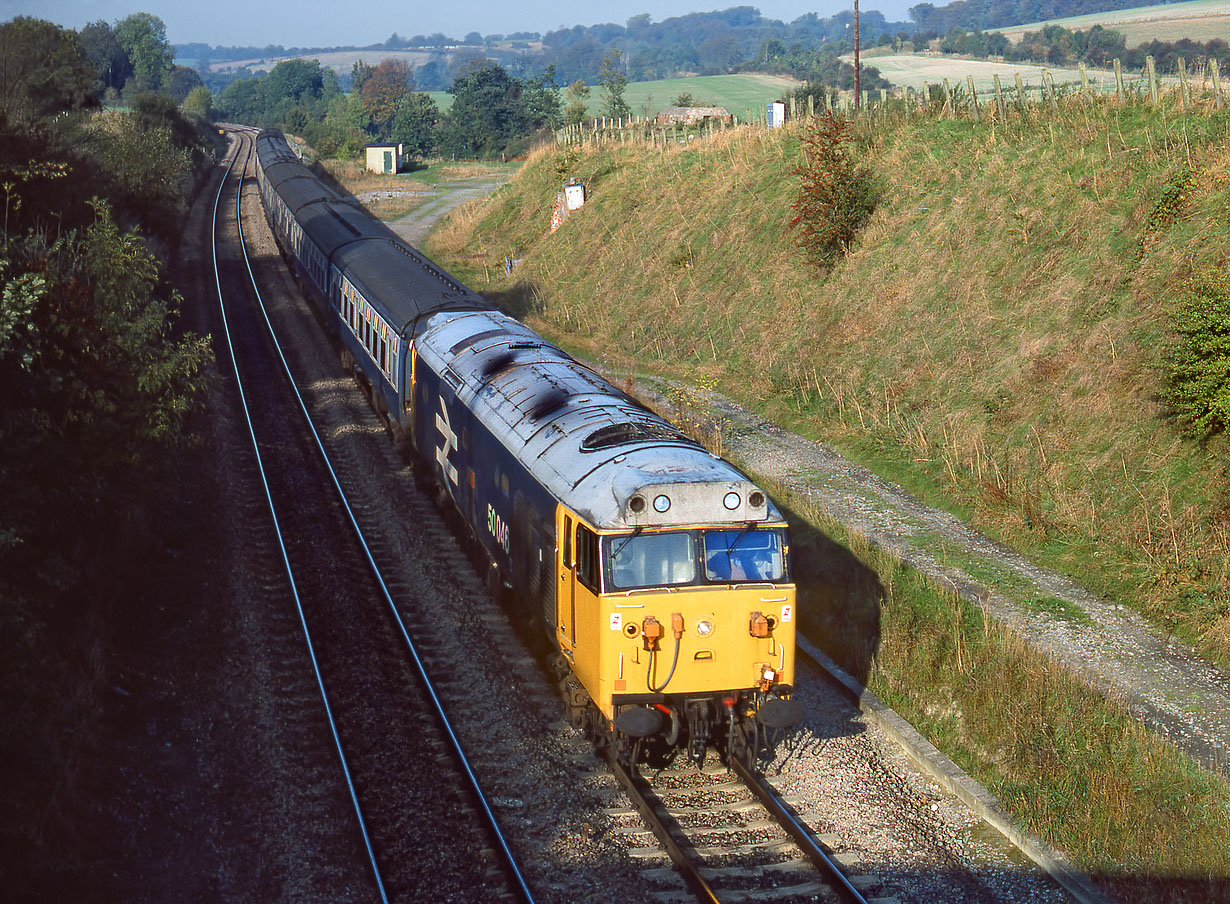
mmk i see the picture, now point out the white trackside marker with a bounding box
[435,396,459,486]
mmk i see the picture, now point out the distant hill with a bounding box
[991,0,1230,44]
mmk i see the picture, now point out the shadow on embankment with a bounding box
[781,500,883,691]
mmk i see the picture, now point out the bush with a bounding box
[1166,269,1230,437]
[788,113,880,272]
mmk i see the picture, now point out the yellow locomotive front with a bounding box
[555,481,800,767]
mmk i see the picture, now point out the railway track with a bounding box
[211,127,1084,904]
[211,128,533,902]
[598,749,882,904]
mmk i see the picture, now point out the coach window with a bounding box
[576,524,600,592]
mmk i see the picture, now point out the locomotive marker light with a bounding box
[723,491,741,510]
[653,494,671,513]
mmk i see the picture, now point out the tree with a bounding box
[361,58,415,137]
[598,48,630,118]
[437,63,526,158]
[183,85,212,118]
[390,92,438,159]
[114,12,173,94]
[564,79,590,126]
[0,17,98,127]
[78,20,128,94]
[789,113,880,273]
[521,65,562,132]
[672,92,695,107]
[166,66,204,103]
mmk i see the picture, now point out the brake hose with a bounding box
[647,633,681,693]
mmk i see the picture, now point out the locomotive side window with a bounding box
[605,531,695,590]
[576,524,599,592]
[563,515,573,565]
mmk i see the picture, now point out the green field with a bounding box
[994,0,1230,44]
[430,72,798,119]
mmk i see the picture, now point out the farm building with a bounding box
[365,142,404,174]
[655,106,732,125]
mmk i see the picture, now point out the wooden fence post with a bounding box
[1147,55,1159,104]
[1014,72,1026,108]
[1114,59,1124,99]
[943,78,953,118]
[1178,56,1190,108]
[967,75,980,121]
[1044,69,1057,113]
[1213,59,1224,109]
[994,73,1007,121]
[807,94,814,117]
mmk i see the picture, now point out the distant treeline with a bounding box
[181,6,911,91]
[939,24,1230,72]
[177,0,1194,93]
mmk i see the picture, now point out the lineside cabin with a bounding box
[365,142,404,174]
[655,106,732,126]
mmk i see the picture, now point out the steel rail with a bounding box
[211,130,389,902]
[728,755,871,904]
[601,749,721,904]
[231,130,536,902]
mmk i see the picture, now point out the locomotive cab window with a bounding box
[702,529,786,583]
[605,531,695,590]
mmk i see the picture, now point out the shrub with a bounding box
[789,113,880,272]
[1166,269,1230,437]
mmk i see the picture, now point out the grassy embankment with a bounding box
[424,99,1230,899]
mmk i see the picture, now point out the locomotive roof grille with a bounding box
[581,421,696,452]
[449,328,507,355]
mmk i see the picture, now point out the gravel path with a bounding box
[385,175,513,247]
[633,379,1230,777]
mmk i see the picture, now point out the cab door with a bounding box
[556,507,577,654]
[555,506,602,659]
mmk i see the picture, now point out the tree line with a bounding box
[936,23,1230,73]
[214,54,650,161]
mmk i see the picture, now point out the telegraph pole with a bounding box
[854,0,861,108]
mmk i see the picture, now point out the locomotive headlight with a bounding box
[696,619,714,637]
[762,666,777,682]
[723,492,741,510]
[653,494,671,513]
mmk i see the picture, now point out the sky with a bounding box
[0,0,916,48]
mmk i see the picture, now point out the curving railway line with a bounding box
[210,127,532,902]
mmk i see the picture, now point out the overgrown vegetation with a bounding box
[789,113,881,272]
[1165,269,1230,438]
[0,13,214,879]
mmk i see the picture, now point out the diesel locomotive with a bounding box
[253,129,800,766]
